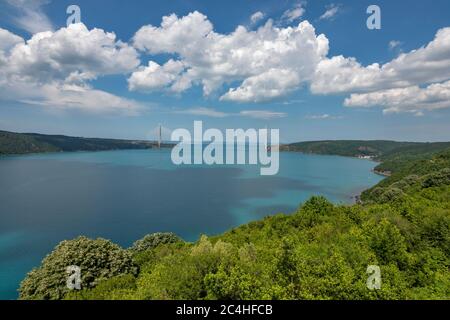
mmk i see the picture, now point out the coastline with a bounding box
[373,169,392,177]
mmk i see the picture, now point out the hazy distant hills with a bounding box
[0,130,158,155]
[281,140,450,159]
[281,140,450,175]
[2,130,450,174]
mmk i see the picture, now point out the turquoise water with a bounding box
[0,149,383,299]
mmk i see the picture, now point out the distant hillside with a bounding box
[0,130,161,155]
[281,140,418,158]
[361,148,450,202]
[374,142,450,174]
[3,131,450,174]
[281,140,450,175]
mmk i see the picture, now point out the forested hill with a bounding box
[281,140,450,175]
[0,130,160,155]
[281,140,450,159]
[280,140,409,157]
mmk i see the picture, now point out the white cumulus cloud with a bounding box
[344,80,450,115]
[0,28,24,51]
[128,60,185,92]
[5,23,140,83]
[132,12,329,102]
[220,68,301,103]
[312,27,450,95]
[0,24,143,114]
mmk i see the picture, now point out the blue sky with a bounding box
[0,0,450,142]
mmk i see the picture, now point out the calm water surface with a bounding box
[0,149,383,299]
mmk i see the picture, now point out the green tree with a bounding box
[19,236,137,300]
[130,232,183,253]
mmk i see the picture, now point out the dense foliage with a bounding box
[19,147,450,300]
[19,237,137,300]
[0,130,59,155]
[0,130,156,155]
[130,232,183,253]
[362,149,450,202]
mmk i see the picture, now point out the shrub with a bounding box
[391,175,420,190]
[19,236,137,300]
[65,274,137,300]
[365,219,409,268]
[380,187,405,202]
[422,168,450,188]
[295,196,334,227]
[130,232,183,253]
[300,196,333,215]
